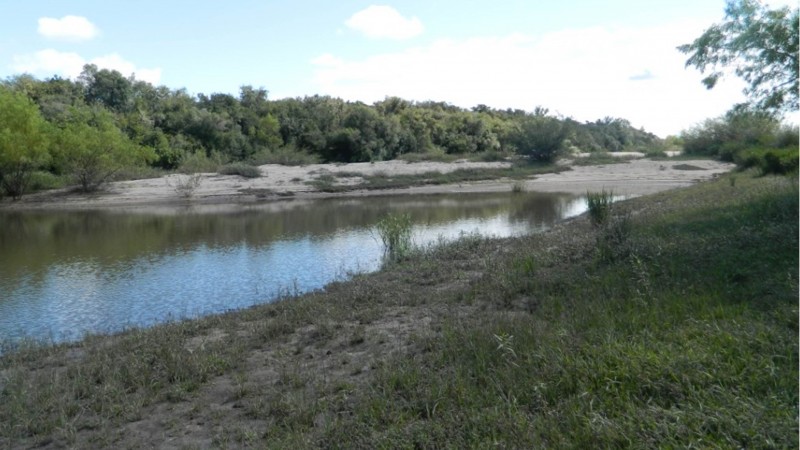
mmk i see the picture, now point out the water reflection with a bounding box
[0,192,591,344]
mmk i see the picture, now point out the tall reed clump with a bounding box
[375,213,413,261]
[586,189,614,227]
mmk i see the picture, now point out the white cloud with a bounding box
[38,15,100,41]
[345,5,423,40]
[11,50,162,85]
[11,49,85,78]
[90,53,162,84]
[311,21,750,136]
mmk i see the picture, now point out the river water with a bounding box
[0,192,590,344]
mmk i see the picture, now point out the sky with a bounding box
[1,0,796,137]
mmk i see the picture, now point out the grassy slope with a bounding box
[0,171,797,449]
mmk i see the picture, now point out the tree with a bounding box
[79,64,134,113]
[53,106,154,191]
[0,87,50,199]
[679,0,799,113]
[508,114,571,162]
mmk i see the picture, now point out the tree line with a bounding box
[0,66,659,199]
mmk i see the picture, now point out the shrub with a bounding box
[169,173,203,198]
[773,125,799,148]
[178,151,224,174]
[474,150,508,162]
[218,163,261,178]
[28,171,66,192]
[681,109,780,160]
[735,147,799,175]
[509,115,571,162]
[762,150,798,175]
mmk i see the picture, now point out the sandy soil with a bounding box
[0,157,734,210]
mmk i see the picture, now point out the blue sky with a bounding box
[1,1,795,136]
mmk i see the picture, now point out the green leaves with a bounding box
[679,0,799,114]
[508,114,571,162]
[0,88,50,199]
[53,106,155,191]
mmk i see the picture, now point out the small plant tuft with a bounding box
[586,189,614,227]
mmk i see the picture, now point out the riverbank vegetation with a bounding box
[0,71,662,200]
[681,108,798,172]
[1,169,796,448]
[3,63,795,201]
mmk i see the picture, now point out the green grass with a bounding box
[0,171,796,448]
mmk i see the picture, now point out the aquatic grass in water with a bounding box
[586,189,614,227]
[375,213,413,261]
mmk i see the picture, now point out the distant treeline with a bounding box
[0,65,662,197]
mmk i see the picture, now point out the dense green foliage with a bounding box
[735,147,799,175]
[52,106,155,191]
[679,0,799,113]
[1,67,660,198]
[0,89,50,199]
[681,108,798,166]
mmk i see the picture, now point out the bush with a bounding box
[735,148,799,175]
[169,173,203,198]
[509,115,571,162]
[473,150,508,162]
[762,150,798,175]
[28,171,66,192]
[681,109,779,159]
[178,151,224,174]
[772,125,799,148]
[218,163,261,178]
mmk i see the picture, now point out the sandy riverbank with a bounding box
[0,157,734,210]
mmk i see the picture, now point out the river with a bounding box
[0,191,592,345]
